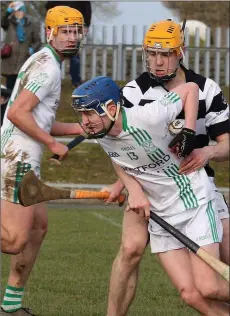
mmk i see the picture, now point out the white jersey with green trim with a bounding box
[1,45,62,165]
[98,92,215,219]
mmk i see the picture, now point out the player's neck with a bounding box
[57,51,65,62]
[163,67,186,91]
[107,113,123,137]
[46,44,65,62]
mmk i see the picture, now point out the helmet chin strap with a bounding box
[47,27,81,57]
[149,56,181,84]
[53,44,80,57]
[83,119,115,139]
[60,49,79,57]
[94,101,120,138]
[149,69,177,84]
[85,104,120,139]
[58,41,81,57]
[145,47,184,84]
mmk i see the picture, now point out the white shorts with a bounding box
[1,158,40,204]
[209,177,229,220]
[149,199,223,253]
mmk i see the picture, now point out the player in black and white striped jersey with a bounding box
[123,67,229,172]
[104,19,229,316]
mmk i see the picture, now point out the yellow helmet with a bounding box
[45,6,84,36]
[143,20,184,55]
[45,6,84,56]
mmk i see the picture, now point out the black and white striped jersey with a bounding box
[122,66,229,178]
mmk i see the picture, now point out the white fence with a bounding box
[40,24,229,86]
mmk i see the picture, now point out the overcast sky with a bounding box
[96,2,176,25]
[91,2,177,44]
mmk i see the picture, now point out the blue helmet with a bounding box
[72,76,121,119]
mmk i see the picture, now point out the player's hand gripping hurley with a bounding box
[49,133,89,164]
[18,170,126,207]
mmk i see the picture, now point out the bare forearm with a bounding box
[184,90,199,131]
[208,140,229,162]
[112,161,140,192]
[112,178,125,191]
[171,83,198,131]
[50,121,83,136]
[184,107,197,130]
[8,112,55,147]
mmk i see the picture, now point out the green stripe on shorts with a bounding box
[13,162,32,203]
[206,200,219,243]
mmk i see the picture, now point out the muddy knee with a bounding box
[31,214,48,243]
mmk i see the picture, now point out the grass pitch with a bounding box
[1,206,198,316]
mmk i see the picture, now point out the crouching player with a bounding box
[71,76,229,316]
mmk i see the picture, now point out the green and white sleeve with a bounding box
[24,66,59,102]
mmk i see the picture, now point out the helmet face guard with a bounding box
[45,6,84,56]
[71,76,121,139]
[142,20,185,83]
[47,24,84,57]
[142,45,184,83]
[72,98,120,139]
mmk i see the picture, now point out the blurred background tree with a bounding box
[1,1,120,21]
[162,1,229,28]
[91,2,121,20]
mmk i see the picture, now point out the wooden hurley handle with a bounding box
[70,190,126,206]
[197,248,229,282]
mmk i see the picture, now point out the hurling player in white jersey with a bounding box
[1,6,84,315]
[71,76,229,316]
[100,20,229,316]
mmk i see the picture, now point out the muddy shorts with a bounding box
[1,158,40,204]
